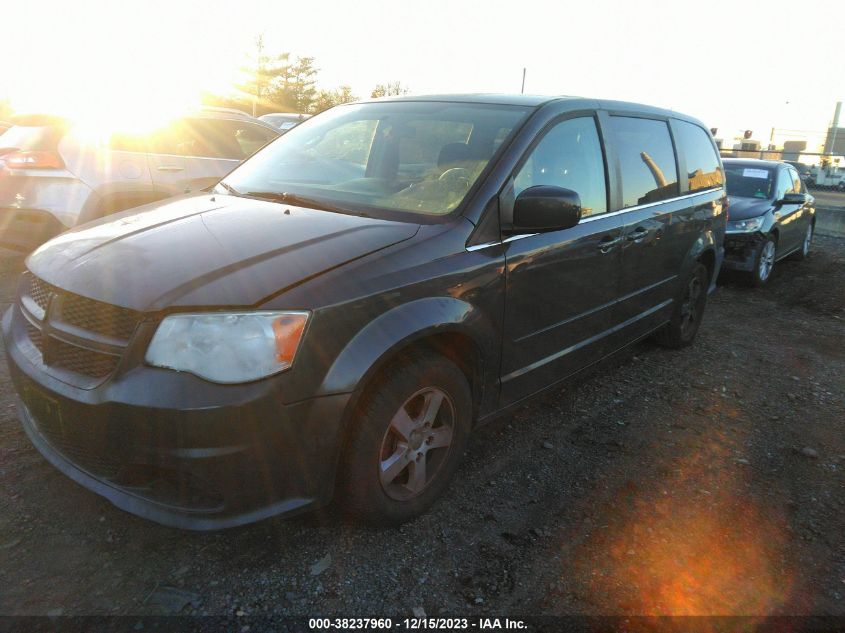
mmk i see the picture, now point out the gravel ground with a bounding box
[0,237,843,617]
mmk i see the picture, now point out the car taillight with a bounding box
[3,150,64,169]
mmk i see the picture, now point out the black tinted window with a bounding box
[229,122,278,157]
[180,119,244,159]
[514,116,607,217]
[610,116,679,207]
[674,120,723,193]
[150,119,271,160]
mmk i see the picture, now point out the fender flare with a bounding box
[680,229,718,288]
[317,296,499,403]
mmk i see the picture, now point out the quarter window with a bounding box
[513,117,607,217]
[610,116,679,208]
[674,120,723,193]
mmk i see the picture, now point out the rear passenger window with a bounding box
[180,119,244,160]
[513,117,607,217]
[674,120,723,193]
[610,116,679,208]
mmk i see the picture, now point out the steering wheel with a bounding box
[438,167,471,183]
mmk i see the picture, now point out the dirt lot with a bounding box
[0,237,843,618]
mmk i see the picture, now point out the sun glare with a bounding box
[5,1,241,136]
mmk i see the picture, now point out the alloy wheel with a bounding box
[679,274,703,338]
[802,224,813,256]
[379,387,455,500]
[758,240,776,281]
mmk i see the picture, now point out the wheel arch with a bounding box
[319,297,497,501]
[319,297,496,423]
[681,229,718,288]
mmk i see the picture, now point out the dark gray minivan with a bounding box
[3,95,726,529]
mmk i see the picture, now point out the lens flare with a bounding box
[565,397,797,617]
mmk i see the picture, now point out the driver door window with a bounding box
[513,117,607,217]
[776,169,794,199]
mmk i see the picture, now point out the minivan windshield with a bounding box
[220,101,531,217]
[724,164,775,199]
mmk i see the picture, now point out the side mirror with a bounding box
[781,192,808,205]
[508,185,582,234]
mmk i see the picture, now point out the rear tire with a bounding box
[791,222,813,261]
[339,352,472,525]
[653,262,709,349]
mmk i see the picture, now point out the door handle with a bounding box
[598,235,624,253]
[156,165,184,172]
[627,227,649,243]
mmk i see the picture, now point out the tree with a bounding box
[234,35,293,116]
[272,56,319,113]
[312,85,358,113]
[371,81,410,98]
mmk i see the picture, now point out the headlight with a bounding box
[145,311,309,383]
[728,216,764,232]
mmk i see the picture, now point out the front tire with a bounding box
[339,352,472,525]
[653,262,709,349]
[746,235,776,287]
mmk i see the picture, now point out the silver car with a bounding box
[0,107,279,251]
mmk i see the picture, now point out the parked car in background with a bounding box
[258,112,311,132]
[0,108,279,251]
[3,95,725,529]
[784,160,813,184]
[722,158,815,286]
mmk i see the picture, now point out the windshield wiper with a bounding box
[243,191,349,214]
[216,181,242,196]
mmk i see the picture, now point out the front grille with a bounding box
[29,275,52,311]
[51,339,121,378]
[60,293,139,341]
[26,322,43,352]
[21,273,140,382]
[41,432,123,480]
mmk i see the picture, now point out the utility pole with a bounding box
[829,101,842,157]
[521,68,526,94]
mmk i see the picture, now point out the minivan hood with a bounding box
[27,194,420,311]
[727,196,772,221]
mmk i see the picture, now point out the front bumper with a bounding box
[3,306,351,530]
[722,232,764,273]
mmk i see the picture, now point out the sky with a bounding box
[1,0,843,149]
